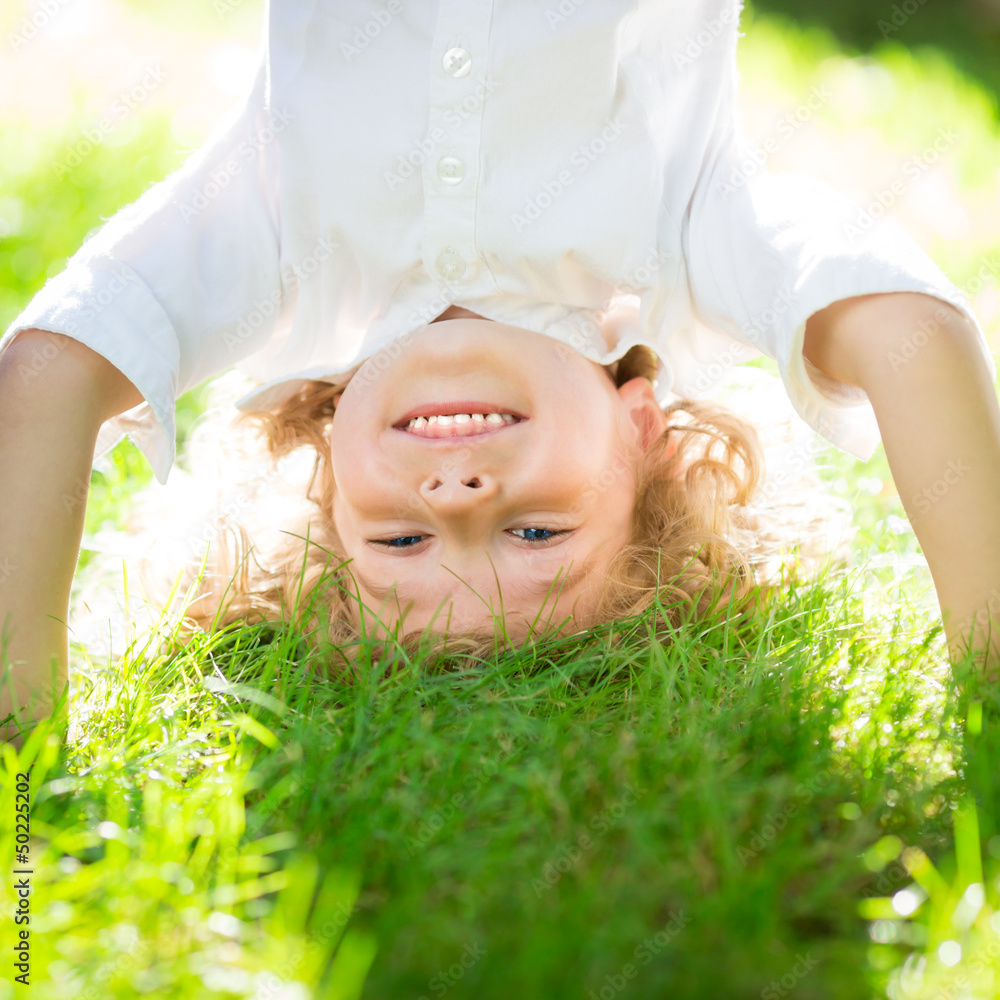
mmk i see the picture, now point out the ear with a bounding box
[616,377,668,452]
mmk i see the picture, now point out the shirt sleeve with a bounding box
[683,122,996,462]
[0,40,285,485]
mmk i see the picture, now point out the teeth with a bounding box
[404,412,519,431]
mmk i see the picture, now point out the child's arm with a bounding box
[803,292,1000,673]
[0,329,142,743]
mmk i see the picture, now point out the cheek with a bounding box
[330,489,354,547]
[329,432,380,516]
[567,447,638,522]
[541,418,632,488]
[331,439,423,521]
[329,434,359,496]
[329,407,381,491]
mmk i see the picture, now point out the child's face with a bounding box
[328,314,664,639]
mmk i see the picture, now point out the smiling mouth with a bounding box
[393,406,527,439]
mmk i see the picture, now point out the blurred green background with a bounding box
[756,0,1000,97]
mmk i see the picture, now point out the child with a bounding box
[2,0,999,736]
[89,310,787,666]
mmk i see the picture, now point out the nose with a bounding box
[419,469,499,511]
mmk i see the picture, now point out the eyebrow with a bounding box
[350,554,594,608]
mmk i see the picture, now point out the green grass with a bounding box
[4,6,1000,998]
[4,561,1000,998]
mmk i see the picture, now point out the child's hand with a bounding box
[804,292,1000,675]
[0,329,142,743]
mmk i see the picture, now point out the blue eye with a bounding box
[371,529,569,549]
[373,535,426,548]
[510,528,567,543]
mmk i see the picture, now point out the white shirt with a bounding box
[3,0,992,485]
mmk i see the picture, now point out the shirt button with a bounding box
[442,47,472,78]
[435,248,467,280]
[437,156,466,185]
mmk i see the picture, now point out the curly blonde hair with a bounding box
[134,345,805,670]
